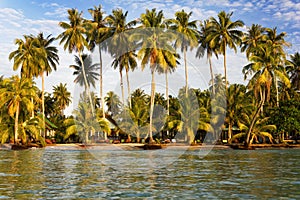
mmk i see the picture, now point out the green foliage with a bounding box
[270,100,300,136]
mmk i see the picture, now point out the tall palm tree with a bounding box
[8,35,42,118]
[265,27,291,107]
[35,33,59,138]
[53,83,72,116]
[243,44,290,146]
[69,54,100,91]
[288,52,300,91]
[196,19,219,95]
[0,76,36,144]
[226,84,247,142]
[57,8,95,115]
[167,10,199,96]
[137,8,178,143]
[87,5,108,118]
[207,11,244,89]
[105,8,137,106]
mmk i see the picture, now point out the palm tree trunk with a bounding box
[79,52,95,116]
[120,70,125,105]
[228,122,233,142]
[99,45,105,118]
[165,71,169,137]
[31,98,34,118]
[126,69,131,108]
[184,46,188,97]
[149,69,155,143]
[275,76,279,107]
[245,89,265,147]
[224,49,228,90]
[209,56,215,95]
[14,102,19,144]
[42,72,46,138]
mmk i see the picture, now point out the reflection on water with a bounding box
[0,148,299,199]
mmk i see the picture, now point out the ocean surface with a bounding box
[0,146,299,199]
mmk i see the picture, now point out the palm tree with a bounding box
[9,35,40,78]
[0,76,36,144]
[35,33,59,138]
[87,5,108,118]
[241,24,266,59]
[57,8,95,115]
[207,11,244,89]
[8,35,42,118]
[167,10,199,96]
[196,20,219,95]
[137,8,178,143]
[69,54,100,91]
[288,52,300,90]
[226,84,247,142]
[265,27,291,107]
[243,44,290,146]
[64,95,111,143]
[233,109,275,146]
[105,91,122,117]
[53,83,72,116]
[105,8,137,106]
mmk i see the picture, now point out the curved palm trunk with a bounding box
[42,72,46,138]
[99,46,105,118]
[119,70,125,105]
[79,52,95,116]
[208,56,215,95]
[149,69,155,143]
[245,89,265,147]
[184,46,188,97]
[126,69,131,108]
[14,102,20,144]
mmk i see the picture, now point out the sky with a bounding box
[1,0,300,114]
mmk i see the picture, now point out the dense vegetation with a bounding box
[0,5,299,147]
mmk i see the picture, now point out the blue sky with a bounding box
[1,0,299,113]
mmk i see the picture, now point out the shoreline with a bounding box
[1,143,300,151]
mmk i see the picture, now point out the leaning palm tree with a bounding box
[0,76,36,144]
[57,8,95,115]
[196,19,219,95]
[166,10,199,96]
[233,109,275,146]
[136,8,179,143]
[69,54,100,91]
[105,8,137,106]
[53,83,72,116]
[243,44,290,146]
[207,11,244,89]
[87,5,108,118]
